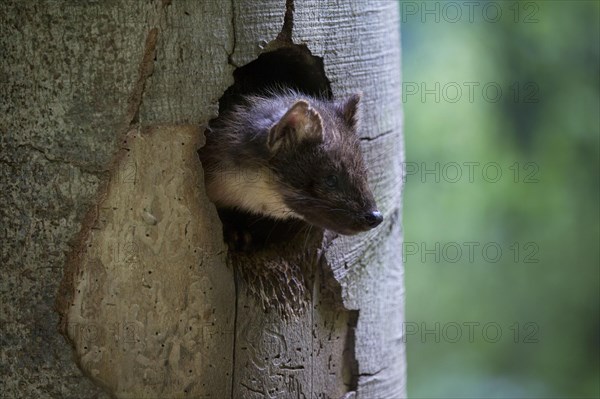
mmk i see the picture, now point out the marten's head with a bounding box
[267,94,383,235]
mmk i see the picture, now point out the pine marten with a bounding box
[199,90,382,240]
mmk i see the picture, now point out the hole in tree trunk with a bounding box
[199,44,333,253]
[220,44,332,113]
[198,44,335,314]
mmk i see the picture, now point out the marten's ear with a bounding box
[268,100,323,152]
[339,93,360,129]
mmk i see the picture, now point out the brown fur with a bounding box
[199,90,382,235]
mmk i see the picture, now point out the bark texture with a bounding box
[0,1,404,398]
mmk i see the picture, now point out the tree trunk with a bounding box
[0,1,405,398]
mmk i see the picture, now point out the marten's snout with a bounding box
[364,210,383,228]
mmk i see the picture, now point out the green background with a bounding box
[401,1,599,397]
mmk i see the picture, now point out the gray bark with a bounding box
[0,1,405,398]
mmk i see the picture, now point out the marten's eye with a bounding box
[325,175,338,188]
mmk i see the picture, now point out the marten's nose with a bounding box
[364,210,383,228]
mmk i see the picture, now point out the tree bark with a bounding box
[0,1,405,398]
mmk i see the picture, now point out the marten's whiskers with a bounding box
[302,224,313,254]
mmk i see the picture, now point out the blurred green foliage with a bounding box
[401,1,599,397]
